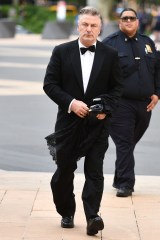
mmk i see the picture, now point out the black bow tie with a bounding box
[80,45,95,55]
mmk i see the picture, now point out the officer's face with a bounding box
[119,10,139,37]
[77,14,101,47]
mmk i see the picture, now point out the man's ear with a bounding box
[77,24,79,33]
[99,24,103,36]
[118,19,122,29]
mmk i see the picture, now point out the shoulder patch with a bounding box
[139,33,151,40]
[139,33,155,46]
[102,31,119,43]
[106,32,119,39]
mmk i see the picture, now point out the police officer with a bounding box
[102,8,160,197]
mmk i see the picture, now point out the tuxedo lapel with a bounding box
[70,41,84,93]
[85,41,106,95]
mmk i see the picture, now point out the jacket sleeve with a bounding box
[43,46,74,111]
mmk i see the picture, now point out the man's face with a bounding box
[119,10,139,37]
[77,14,101,47]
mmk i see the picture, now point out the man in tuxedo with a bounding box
[43,6,122,236]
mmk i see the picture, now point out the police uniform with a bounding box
[102,30,160,190]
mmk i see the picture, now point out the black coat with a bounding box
[43,39,123,165]
[43,39,123,131]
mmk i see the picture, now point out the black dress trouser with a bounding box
[110,98,152,189]
[50,128,108,221]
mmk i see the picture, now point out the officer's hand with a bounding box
[147,95,159,112]
[71,99,89,118]
[96,113,106,120]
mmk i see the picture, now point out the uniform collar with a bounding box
[119,30,139,42]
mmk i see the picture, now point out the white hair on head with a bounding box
[78,6,102,25]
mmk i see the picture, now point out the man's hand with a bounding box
[96,113,106,120]
[71,99,89,118]
[147,95,159,112]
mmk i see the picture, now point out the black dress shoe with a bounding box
[116,187,133,197]
[61,216,74,228]
[87,216,104,236]
[112,183,119,189]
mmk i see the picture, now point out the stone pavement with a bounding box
[0,171,160,240]
[0,34,160,240]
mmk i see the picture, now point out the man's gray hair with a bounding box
[79,6,102,24]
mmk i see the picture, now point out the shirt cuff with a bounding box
[68,99,76,113]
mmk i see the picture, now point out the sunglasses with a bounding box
[120,16,137,22]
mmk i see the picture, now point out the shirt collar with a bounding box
[119,30,139,42]
[78,40,97,49]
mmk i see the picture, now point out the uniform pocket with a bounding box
[118,52,130,77]
[145,54,156,75]
[118,52,129,69]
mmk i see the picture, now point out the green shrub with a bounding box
[17,5,57,33]
[0,5,11,18]
[0,4,76,34]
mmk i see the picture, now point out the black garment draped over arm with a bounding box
[45,94,117,167]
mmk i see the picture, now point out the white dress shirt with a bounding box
[68,40,96,113]
[79,40,96,92]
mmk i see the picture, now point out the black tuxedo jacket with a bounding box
[43,39,123,131]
